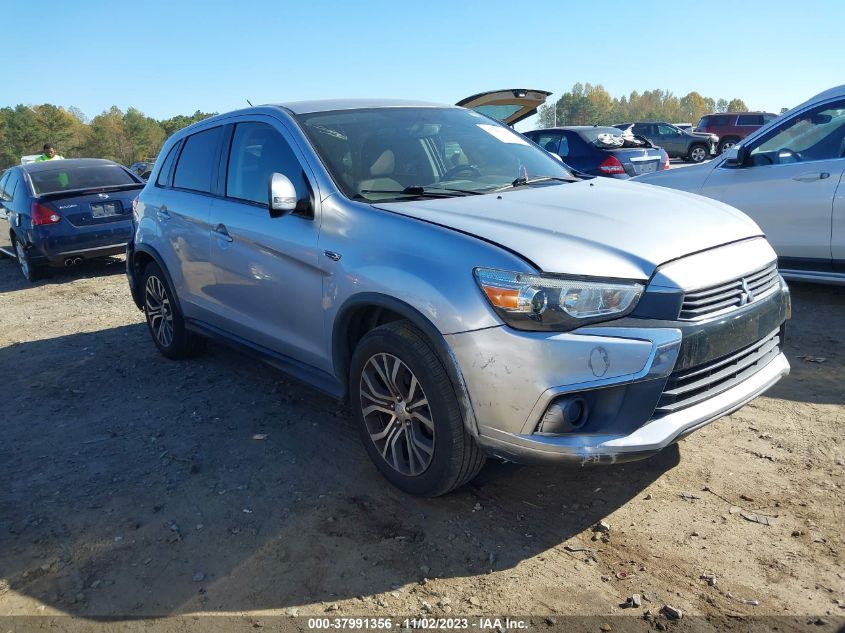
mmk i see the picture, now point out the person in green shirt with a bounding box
[35,143,64,161]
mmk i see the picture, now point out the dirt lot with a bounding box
[0,255,843,630]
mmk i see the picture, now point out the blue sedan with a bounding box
[0,159,144,281]
[524,126,669,178]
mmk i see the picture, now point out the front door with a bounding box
[207,119,327,371]
[832,172,845,262]
[700,98,845,263]
[655,124,685,156]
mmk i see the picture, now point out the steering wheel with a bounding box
[441,164,482,180]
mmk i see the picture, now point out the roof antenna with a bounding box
[246,99,253,106]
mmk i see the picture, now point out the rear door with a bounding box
[0,171,13,255]
[207,117,327,370]
[153,126,222,319]
[456,89,551,126]
[701,98,845,263]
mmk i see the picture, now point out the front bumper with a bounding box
[446,280,790,464]
[476,351,788,464]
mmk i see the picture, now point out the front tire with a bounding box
[142,261,205,359]
[350,320,486,496]
[687,144,708,163]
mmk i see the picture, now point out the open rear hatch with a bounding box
[456,89,552,126]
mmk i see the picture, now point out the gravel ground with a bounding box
[0,255,843,631]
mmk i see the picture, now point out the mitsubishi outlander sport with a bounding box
[126,98,791,496]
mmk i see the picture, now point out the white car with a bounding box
[636,85,845,285]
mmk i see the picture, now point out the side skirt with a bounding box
[185,318,344,400]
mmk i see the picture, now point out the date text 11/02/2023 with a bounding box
[306,617,529,630]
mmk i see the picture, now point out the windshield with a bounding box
[29,164,139,195]
[296,107,573,202]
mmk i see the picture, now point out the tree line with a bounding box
[0,105,216,170]
[536,83,786,128]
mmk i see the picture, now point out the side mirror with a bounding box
[269,172,297,217]
[722,145,746,167]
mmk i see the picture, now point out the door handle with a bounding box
[213,223,233,242]
[792,172,830,182]
[157,206,171,219]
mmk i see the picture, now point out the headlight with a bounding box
[474,268,644,331]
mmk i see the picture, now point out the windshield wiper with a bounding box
[493,176,574,192]
[359,185,482,199]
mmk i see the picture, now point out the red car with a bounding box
[695,112,778,153]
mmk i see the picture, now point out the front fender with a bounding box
[332,292,486,438]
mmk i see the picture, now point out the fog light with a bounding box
[538,397,589,434]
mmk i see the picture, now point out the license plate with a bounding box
[90,201,122,217]
[634,161,658,174]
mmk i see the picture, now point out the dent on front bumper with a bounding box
[445,283,790,464]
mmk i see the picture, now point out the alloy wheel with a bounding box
[145,275,174,348]
[691,146,707,162]
[360,353,435,477]
[15,241,30,279]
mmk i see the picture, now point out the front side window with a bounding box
[297,107,573,202]
[657,124,680,136]
[173,126,223,193]
[226,122,308,207]
[748,100,845,166]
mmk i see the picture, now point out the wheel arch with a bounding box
[333,292,481,437]
[129,244,184,315]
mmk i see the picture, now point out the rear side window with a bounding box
[0,171,10,202]
[173,127,223,193]
[225,122,309,210]
[156,141,182,187]
[530,132,564,155]
[736,114,764,126]
[29,164,137,195]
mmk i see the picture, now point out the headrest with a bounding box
[369,150,395,177]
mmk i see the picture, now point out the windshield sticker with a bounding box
[476,124,529,146]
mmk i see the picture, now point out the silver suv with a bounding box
[127,100,791,496]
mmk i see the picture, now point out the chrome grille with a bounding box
[679,262,780,321]
[654,329,781,417]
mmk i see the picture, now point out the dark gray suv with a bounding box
[616,122,716,163]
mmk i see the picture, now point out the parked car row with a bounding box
[636,84,845,286]
[1,86,819,496]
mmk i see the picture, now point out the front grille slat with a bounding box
[662,336,780,398]
[679,262,779,321]
[654,329,780,416]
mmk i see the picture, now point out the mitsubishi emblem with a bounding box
[739,277,754,306]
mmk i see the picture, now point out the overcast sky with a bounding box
[5,0,841,130]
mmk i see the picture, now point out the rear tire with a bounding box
[687,144,708,163]
[718,138,739,154]
[350,320,486,496]
[14,237,40,282]
[141,261,205,360]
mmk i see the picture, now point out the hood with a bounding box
[374,177,762,280]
